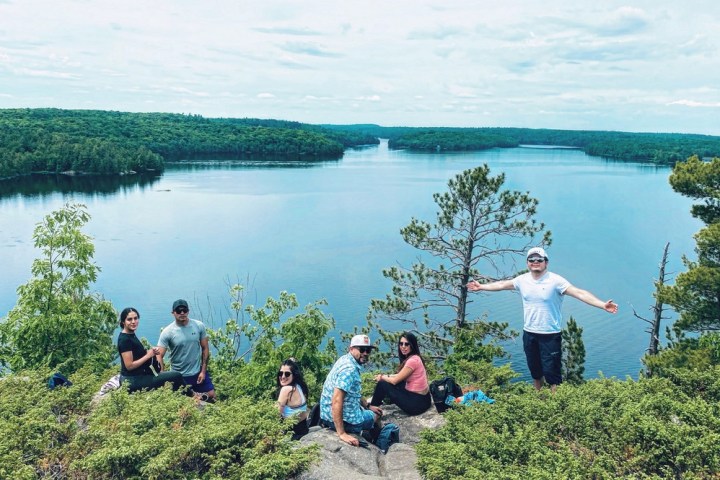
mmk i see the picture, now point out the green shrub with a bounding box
[0,368,103,479]
[69,387,318,479]
[416,376,720,479]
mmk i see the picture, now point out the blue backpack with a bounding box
[47,372,72,390]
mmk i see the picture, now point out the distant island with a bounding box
[2,108,720,179]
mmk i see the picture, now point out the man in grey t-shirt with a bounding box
[157,299,216,401]
[467,247,618,392]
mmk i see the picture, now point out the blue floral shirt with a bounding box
[319,353,364,425]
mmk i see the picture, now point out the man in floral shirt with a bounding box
[319,334,383,446]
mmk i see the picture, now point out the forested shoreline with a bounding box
[327,124,720,163]
[0,109,376,179]
[3,108,720,180]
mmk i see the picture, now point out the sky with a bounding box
[1,1,720,135]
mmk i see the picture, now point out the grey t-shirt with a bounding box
[157,319,207,377]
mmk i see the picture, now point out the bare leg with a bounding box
[533,378,544,391]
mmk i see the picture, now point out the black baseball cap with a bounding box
[172,299,189,311]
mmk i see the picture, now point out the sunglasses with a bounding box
[356,346,373,354]
[174,307,189,314]
[527,257,546,264]
[278,371,292,378]
[398,341,411,347]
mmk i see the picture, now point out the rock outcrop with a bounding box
[296,404,445,480]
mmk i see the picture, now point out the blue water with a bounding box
[0,142,701,381]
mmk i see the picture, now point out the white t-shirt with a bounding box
[512,271,571,334]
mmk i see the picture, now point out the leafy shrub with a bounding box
[0,203,116,374]
[69,387,317,479]
[0,368,104,479]
[416,376,720,479]
[206,287,336,404]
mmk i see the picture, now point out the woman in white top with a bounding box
[276,358,309,440]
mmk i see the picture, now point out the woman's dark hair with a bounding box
[397,331,423,369]
[119,307,140,329]
[276,357,309,398]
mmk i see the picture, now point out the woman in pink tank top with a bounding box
[369,332,432,415]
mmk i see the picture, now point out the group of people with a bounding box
[117,299,215,401]
[315,246,618,447]
[118,247,618,446]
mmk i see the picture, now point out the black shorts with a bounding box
[523,330,562,385]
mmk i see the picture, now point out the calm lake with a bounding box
[0,141,702,381]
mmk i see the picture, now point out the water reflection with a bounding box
[165,156,341,170]
[0,173,162,200]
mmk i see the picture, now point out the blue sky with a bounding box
[1,0,719,134]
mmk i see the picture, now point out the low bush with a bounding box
[416,376,720,479]
[0,369,318,479]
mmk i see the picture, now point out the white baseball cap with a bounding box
[527,247,548,259]
[350,334,375,349]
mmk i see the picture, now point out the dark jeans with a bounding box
[291,419,309,440]
[370,380,432,415]
[523,330,562,385]
[121,371,186,393]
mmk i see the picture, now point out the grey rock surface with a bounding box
[296,404,445,480]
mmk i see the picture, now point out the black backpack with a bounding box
[306,403,321,428]
[429,376,463,413]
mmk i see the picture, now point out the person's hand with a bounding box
[197,370,206,384]
[338,432,359,446]
[369,405,383,417]
[151,346,160,356]
[374,374,383,382]
[604,300,619,314]
[466,280,481,292]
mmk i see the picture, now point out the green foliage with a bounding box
[659,220,720,333]
[380,126,720,164]
[206,286,336,403]
[70,388,317,479]
[0,203,116,373]
[561,316,586,385]
[416,376,720,479]
[442,360,519,394]
[643,331,720,380]
[0,368,318,479]
[0,109,364,178]
[369,165,550,362]
[669,155,720,224]
[389,129,517,151]
[0,367,107,479]
[659,156,720,333]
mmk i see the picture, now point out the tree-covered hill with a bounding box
[4,108,720,179]
[327,124,720,164]
[0,109,376,179]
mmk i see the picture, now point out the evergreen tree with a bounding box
[660,156,720,332]
[561,316,586,384]
[369,165,551,362]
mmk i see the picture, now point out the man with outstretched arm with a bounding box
[467,247,618,392]
[319,334,383,446]
[157,299,216,401]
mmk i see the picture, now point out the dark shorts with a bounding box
[523,330,562,385]
[182,370,215,393]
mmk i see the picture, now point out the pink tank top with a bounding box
[403,355,428,393]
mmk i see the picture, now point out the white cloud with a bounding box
[667,99,720,108]
[0,0,719,134]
